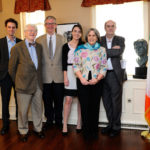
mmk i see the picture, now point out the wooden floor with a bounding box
[0,120,150,150]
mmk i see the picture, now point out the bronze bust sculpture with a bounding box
[133,39,148,79]
[134,39,148,67]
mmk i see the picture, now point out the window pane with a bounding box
[96,2,144,75]
[21,10,45,38]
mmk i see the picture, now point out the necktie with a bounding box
[49,36,53,59]
[29,42,36,47]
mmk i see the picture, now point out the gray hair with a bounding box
[104,20,116,28]
[24,24,37,32]
[85,28,101,43]
[45,16,56,24]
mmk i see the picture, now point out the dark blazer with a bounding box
[100,35,127,84]
[8,40,43,94]
[0,37,22,80]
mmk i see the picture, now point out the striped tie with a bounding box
[49,36,53,59]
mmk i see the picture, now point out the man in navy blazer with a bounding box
[0,18,22,135]
[100,20,127,137]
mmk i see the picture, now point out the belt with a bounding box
[107,70,114,72]
[67,64,73,66]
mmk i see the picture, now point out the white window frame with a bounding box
[95,1,149,76]
[20,10,46,39]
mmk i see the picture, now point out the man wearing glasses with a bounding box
[36,16,66,130]
[101,20,127,137]
[9,24,45,142]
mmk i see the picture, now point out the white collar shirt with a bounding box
[106,37,113,70]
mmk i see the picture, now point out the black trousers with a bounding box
[77,79,103,135]
[12,83,18,120]
[43,82,64,125]
[0,73,18,127]
[102,71,122,131]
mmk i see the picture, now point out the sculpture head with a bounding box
[134,39,148,57]
[133,39,148,67]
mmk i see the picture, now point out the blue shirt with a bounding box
[6,36,16,58]
[25,40,38,69]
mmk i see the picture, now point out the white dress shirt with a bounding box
[106,38,113,70]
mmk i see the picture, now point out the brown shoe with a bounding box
[20,134,28,142]
[33,131,45,139]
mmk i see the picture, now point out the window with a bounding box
[96,2,147,75]
[20,10,45,39]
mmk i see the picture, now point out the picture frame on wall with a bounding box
[57,23,78,42]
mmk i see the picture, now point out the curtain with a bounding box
[81,0,150,7]
[0,0,2,11]
[14,0,51,14]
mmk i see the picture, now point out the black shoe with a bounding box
[76,128,82,133]
[33,131,45,139]
[91,132,99,140]
[109,129,120,137]
[62,131,68,136]
[16,119,18,124]
[101,126,112,134]
[20,134,28,142]
[42,122,53,131]
[55,122,63,129]
[0,127,9,135]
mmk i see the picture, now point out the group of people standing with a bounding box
[0,15,127,142]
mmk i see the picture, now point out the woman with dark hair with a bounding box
[62,24,84,135]
[73,28,107,138]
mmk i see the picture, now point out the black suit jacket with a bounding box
[0,37,22,80]
[100,35,127,85]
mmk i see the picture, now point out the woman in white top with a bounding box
[62,24,84,135]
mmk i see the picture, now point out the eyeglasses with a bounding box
[45,23,56,26]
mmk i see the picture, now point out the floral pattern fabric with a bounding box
[73,43,107,80]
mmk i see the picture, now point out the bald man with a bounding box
[100,20,127,137]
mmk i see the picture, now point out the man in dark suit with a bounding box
[101,20,127,137]
[9,24,45,142]
[0,18,22,135]
[36,16,66,130]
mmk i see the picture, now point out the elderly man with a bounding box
[9,24,44,142]
[101,20,127,137]
[36,16,66,130]
[0,18,22,135]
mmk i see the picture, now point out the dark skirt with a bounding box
[64,89,78,97]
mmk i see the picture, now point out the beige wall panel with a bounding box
[0,0,2,11]
[45,0,93,36]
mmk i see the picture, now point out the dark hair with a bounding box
[71,24,84,46]
[5,18,18,28]
[85,28,101,43]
